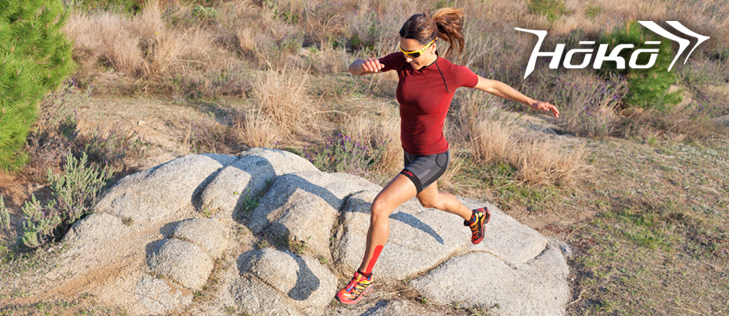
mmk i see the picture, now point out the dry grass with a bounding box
[341,104,402,174]
[175,112,241,155]
[235,108,282,149]
[251,65,320,142]
[458,88,590,186]
[65,11,144,75]
[467,117,589,186]
[65,2,212,77]
[64,1,236,96]
[512,138,589,186]
[457,88,512,165]
[469,119,515,166]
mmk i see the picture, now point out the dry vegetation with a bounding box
[1,0,728,314]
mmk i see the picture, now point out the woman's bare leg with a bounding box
[357,174,418,273]
[415,181,472,220]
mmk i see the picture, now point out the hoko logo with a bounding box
[515,21,710,79]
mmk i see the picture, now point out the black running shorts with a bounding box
[399,150,450,194]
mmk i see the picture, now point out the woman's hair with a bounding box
[398,7,465,59]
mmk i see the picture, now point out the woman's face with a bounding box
[399,38,436,70]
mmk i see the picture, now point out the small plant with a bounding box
[73,123,150,170]
[417,295,428,305]
[224,306,236,315]
[23,79,91,182]
[584,3,602,19]
[191,5,219,22]
[528,0,567,23]
[0,196,11,231]
[36,79,87,140]
[49,152,114,223]
[287,235,310,255]
[122,217,134,226]
[202,209,213,218]
[318,255,328,264]
[18,195,62,249]
[240,196,260,214]
[256,239,270,249]
[16,152,113,249]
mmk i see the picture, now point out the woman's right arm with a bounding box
[348,57,385,76]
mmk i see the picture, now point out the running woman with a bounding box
[335,7,560,305]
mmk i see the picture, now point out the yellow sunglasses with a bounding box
[399,38,437,58]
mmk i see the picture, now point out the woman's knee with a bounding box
[370,198,392,219]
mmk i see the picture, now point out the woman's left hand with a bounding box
[530,101,560,118]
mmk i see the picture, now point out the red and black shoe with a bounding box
[335,271,373,305]
[464,207,491,244]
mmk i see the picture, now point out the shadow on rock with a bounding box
[360,300,394,316]
[346,196,444,244]
[144,239,166,258]
[286,250,319,301]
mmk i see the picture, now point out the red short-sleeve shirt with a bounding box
[378,52,479,156]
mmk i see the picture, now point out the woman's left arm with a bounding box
[473,75,560,118]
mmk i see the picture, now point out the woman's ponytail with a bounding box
[432,7,465,59]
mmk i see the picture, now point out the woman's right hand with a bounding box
[349,58,385,75]
[361,58,384,73]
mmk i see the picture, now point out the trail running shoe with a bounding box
[335,271,373,305]
[464,207,491,244]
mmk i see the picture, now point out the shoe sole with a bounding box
[472,208,491,245]
[335,285,373,305]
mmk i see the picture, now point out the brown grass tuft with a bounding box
[470,119,515,165]
[252,65,320,141]
[235,108,282,149]
[512,138,589,186]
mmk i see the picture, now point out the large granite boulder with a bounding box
[35,147,570,315]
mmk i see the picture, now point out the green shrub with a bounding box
[48,152,113,225]
[528,0,567,23]
[191,5,218,21]
[17,152,113,249]
[599,21,682,110]
[0,0,75,171]
[585,4,602,19]
[18,195,62,249]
